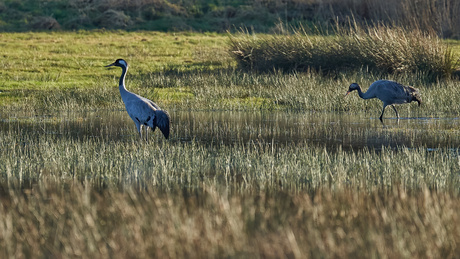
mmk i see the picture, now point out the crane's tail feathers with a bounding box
[154,110,171,139]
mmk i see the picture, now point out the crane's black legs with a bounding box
[380,104,401,122]
[391,105,400,120]
[136,124,154,142]
[379,105,386,122]
[144,126,149,142]
[136,123,142,139]
[138,125,150,142]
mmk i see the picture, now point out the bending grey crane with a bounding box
[345,80,421,121]
[106,59,170,139]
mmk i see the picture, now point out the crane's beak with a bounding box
[105,62,116,67]
[345,91,350,97]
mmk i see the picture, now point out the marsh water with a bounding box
[1,110,459,152]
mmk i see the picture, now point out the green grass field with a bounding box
[0,31,232,105]
[1,31,460,258]
[1,31,460,115]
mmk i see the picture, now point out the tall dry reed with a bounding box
[1,182,459,258]
[259,0,460,38]
[229,22,459,79]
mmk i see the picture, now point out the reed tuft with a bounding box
[229,23,459,79]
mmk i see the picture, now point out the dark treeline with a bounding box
[1,0,459,37]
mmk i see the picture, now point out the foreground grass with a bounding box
[1,182,459,258]
[1,126,458,192]
[1,121,459,257]
[1,114,459,257]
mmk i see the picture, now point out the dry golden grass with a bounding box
[229,22,459,79]
[0,182,459,258]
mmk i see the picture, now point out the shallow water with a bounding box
[1,110,459,151]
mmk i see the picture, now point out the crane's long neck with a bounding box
[356,85,375,99]
[118,65,129,94]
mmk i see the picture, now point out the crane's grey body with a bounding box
[106,59,170,139]
[346,80,421,121]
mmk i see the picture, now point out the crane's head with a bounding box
[412,93,422,106]
[105,59,128,68]
[345,83,360,97]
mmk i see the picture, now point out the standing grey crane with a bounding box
[106,59,170,140]
[345,80,421,121]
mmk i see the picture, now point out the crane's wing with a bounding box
[389,82,421,105]
[380,81,406,95]
[374,80,415,104]
[128,94,170,139]
[148,100,160,110]
[154,110,170,139]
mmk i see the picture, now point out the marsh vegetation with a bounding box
[0,30,460,258]
[1,110,460,258]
